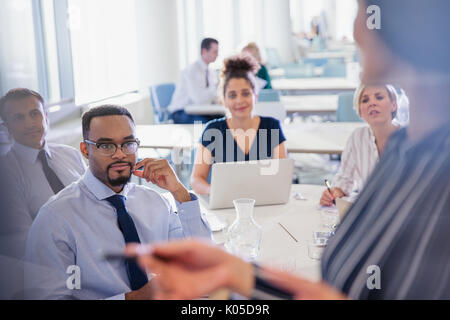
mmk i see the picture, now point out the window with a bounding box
[41,0,61,103]
[290,0,357,42]
[180,0,267,69]
[0,0,40,95]
[68,0,139,105]
[335,0,357,41]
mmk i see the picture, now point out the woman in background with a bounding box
[242,42,272,89]
[320,84,400,206]
[191,54,287,195]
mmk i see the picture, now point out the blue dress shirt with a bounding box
[24,169,212,300]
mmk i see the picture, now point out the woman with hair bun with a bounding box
[191,54,287,195]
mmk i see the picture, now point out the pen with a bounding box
[102,245,153,262]
[325,179,336,205]
[102,245,170,263]
[278,222,298,243]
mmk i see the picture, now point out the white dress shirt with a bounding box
[332,126,380,196]
[168,59,219,113]
[0,142,86,258]
[24,169,212,300]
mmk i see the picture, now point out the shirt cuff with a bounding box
[175,193,211,238]
[174,193,201,219]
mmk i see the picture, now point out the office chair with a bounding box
[284,64,315,78]
[322,62,347,78]
[301,57,329,67]
[336,92,363,122]
[149,83,175,124]
[257,89,281,102]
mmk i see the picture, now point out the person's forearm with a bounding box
[171,184,192,203]
[191,176,211,195]
[223,256,255,297]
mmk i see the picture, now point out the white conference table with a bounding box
[184,104,226,116]
[184,95,338,117]
[269,66,325,79]
[162,184,326,281]
[272,77,358,95]
[304,50,356,60]
[136,122,365,155]
[201,184,326,281]
[281,95,338,115]
[282,122,364,154]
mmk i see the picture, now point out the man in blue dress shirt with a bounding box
[0,88,86,299]
[24,105,211,300]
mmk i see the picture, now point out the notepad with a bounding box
[336,198,353,219]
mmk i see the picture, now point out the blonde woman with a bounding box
[242,42,272,89]
[320,84,400,206]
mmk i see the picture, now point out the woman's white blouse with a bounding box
[332,126,380,195]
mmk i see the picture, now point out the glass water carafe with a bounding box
[225,199,262,261]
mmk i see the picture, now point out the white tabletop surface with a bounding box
[281,95,338,113]
[185,95,339,116]
[272,77,358,93]
[304,50,355,60]
[200,184,328,281]
[282,122,365,154]
[136,122,365,154]
[184,104,226,116]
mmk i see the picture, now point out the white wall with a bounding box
[0,0,39,95]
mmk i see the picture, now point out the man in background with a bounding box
[169,38,221,124]
[0,88,86,298]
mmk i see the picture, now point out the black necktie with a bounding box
[206,69,209,88]
[106,195,148,291]
[37,150,65,194]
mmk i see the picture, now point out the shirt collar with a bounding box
[198,58,208,71]
[82,168,132,201]
[366,127,379,158]
[12,141,51,164]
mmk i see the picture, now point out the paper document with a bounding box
[203,213,227,232]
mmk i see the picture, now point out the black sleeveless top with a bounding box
[200,116,286,164]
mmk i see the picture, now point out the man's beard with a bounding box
[107,162,133,187]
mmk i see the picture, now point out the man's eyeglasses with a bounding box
[84,139,140,156]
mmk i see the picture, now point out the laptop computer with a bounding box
[198,159,295,210]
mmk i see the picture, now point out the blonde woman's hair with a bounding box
[353,84,399,119]
[242,42,262,64]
